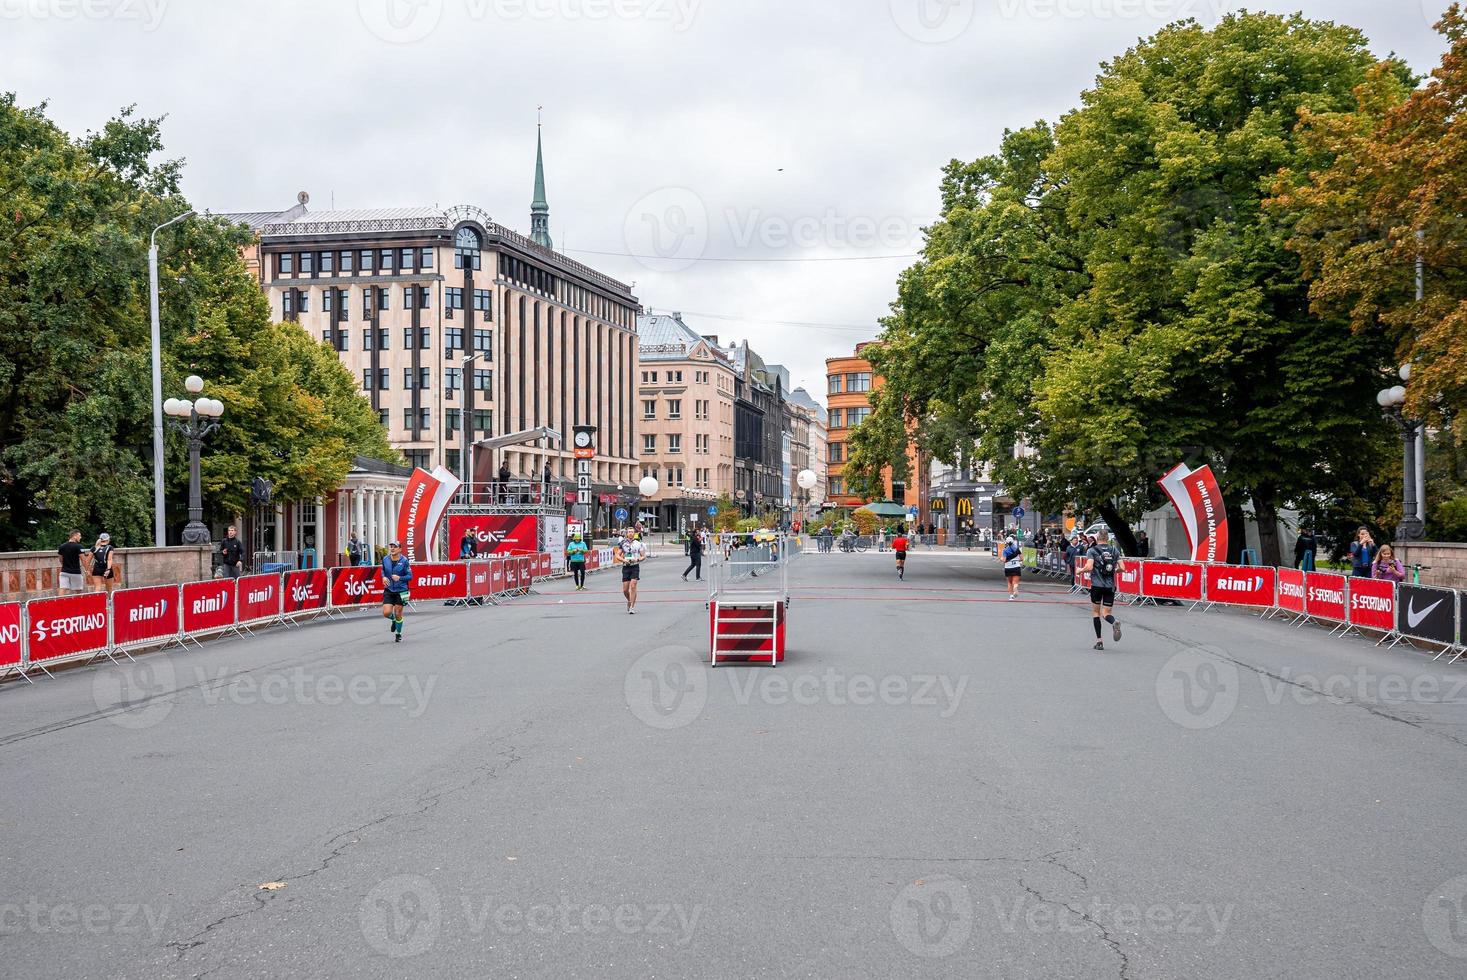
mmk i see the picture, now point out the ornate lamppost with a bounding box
[1377,364,1424,542]
[164,375,224,545]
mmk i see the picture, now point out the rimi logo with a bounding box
[192,594,227,615]
[247,587,273,605]
[129,599,169,623]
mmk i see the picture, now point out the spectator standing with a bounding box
[57,529,85,595]
[566,531,589,590]
[219,525,245,578]
[459,525,476,560]
[497,460,512,503]
[1348,527,1376,578]
[1372,545,1406,583]
[1135,530,1151,558]
[1293,527,1317,571]
[347,533,365,567]
[90,532,117,592]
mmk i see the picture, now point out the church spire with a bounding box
[530,116,552,249]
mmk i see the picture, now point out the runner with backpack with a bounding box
[1080,529,1125,650]
[1002,535,1023,599]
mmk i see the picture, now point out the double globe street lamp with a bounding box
[1377,363,1425,542]
[164,375,224,545]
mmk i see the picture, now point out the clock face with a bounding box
[573,431,592,448]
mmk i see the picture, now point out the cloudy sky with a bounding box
[2,0,1452,400]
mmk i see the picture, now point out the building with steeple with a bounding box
[530,124,553,249]
[227,131,644,536]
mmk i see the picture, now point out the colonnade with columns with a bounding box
[346,485,405,562]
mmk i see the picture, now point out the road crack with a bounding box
[166,721,531,970]
[1019,877,1132,980]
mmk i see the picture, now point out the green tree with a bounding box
[852,13,1402,563]
[0,95,394,549]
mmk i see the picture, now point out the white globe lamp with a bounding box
[797,468,817,491]
[639,476,659,497]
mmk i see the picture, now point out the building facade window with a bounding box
[473,409,492,433]
[642,399,656,420]
[446,327,463,352]
[643,434,656,455]
[454,226,482,270]
[848,372,873,393]
[667,399,682,420]
[473,329,492,354]
[473,369,493,393]
[668,434,682,454]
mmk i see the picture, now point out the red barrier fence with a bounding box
[1348,576,1396,632]
[1277,568,1307,615]
[0,602,23,673]
[1305,572,1348,623]
[1141,562,1205,602]
[113,585,180,648]
[28,593,108,664]
[183,580,236,634]
[237,573,283,624]
[1205,565,1276,609]
[1,549,634,683]
[285,569,329,614]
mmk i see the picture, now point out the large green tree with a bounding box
[0,95,393,550]
[850,13,1403,563]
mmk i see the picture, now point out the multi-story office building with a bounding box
[786,386,827,518]
[635,312,736,530]
[715,339,785,514]
[825,342,927,520]
[233,132,642,513]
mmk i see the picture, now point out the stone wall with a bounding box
[1393,542,1467,590]
[0,546,213,600]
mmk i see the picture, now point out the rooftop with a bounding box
[223,200,635,299]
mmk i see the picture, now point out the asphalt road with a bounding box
[4,548,1467,978]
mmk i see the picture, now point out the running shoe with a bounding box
[1112,620,1122,642]
[1093,640,1104,651]
[395,632,402,643]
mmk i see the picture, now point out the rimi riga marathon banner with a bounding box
[1158,463,1228,563]
[396,465,462,561]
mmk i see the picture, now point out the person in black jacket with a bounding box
[1294,527,1317,571]
[682,527,705,582]
[219,526,245,578]
[1135,530,1150,558]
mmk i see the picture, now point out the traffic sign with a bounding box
[615,507,629,523]
[707,505,718,516]
[1012,505,1026,519]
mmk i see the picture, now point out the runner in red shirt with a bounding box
[892,531,910,580]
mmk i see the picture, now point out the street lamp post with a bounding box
[1377,368,1425,542]
[460,352,479,496]
[164,375,224,545]
[149,209,195,547]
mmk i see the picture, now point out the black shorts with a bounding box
[1090,586,1116,606]
[895,551,907,562]
[1005,566,1022,578]
[622,563,641,582]
[383,590,409,607]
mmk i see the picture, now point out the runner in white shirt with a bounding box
[615,529,648,614]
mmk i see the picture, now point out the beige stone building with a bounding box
[635,313,736,531]
[228,135,641,523]
[787,387,828,518]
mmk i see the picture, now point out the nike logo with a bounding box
[1407,597,1447,629]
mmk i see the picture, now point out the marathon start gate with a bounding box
[707,533,792,666]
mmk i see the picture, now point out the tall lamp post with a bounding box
[149,209,195,547]
[1377,365,1425,541]
[164,375,224,545]
[459,352,480,497]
